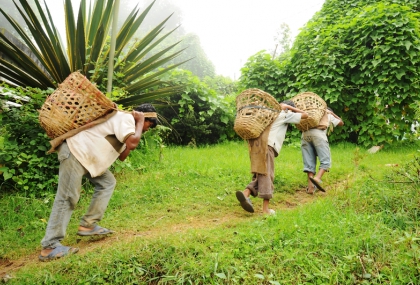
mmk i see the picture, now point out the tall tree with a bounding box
[271,22,292,59]
[132,0,216,78]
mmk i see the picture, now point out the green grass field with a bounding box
[1,140,419,284]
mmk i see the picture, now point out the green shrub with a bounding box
[159,69,237,145]
[0,85,58,196]
[240,0,420,147]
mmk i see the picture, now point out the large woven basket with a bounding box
[234,88,281,139]
[291,92,327,131]
[39,71,115,139]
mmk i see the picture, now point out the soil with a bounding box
[0,187,323,280]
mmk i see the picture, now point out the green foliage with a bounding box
[203,75,239,96]
[239,51,287,97]
[158,69,237,145]
[0,85,58,195]
[240,0,420,147]
[0,0,185,105]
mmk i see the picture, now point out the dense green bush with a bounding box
[158,69,238,145]
[240,0,420,147]
[0,85,59,196]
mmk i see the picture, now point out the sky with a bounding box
[167,0,325,79]
[39,0,325,80]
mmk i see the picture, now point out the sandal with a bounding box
[77,225,114,236]
[305,185,317,195]
[39,245,79,262]
[235,191,254,213]
[309,177,325,192]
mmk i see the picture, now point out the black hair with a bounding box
[281,100,295,108]
[327,107,334,113]
[134,103,158,128]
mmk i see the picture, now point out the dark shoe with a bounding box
[309,177,325,192]
[77,225,114,236]
[39,246,79,262]
[235,191,254,213]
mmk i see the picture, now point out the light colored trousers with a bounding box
[301,129,331,174]
[41,142,116,249]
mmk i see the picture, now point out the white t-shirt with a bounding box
[67,111,135,177]
[267,111,302,154]
[326,113,342,133]
[301,113,342,138]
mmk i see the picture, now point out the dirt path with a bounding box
[0,188,321,280]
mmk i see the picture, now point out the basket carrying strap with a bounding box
[238,105,281,113]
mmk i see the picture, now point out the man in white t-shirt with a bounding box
[39,103,158,261]
[236,100,308,215]
[302,107,344,194]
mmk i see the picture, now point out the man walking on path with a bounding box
[39,103,158,261]
[301,107,344,194]
[236,100,308,215]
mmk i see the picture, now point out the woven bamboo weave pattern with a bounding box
[291,92,327,131]
[39,72,115,139]
[234,88,281,139]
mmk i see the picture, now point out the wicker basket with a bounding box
[234,88,281,139]
[39,72,115,139]
[291,92,327,131]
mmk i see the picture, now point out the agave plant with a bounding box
[0,0,187,106]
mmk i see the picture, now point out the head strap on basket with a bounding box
[143,112,157,118]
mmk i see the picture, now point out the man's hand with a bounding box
[119,111,145,161]
[279,103,289,111]
[132,110,145,123]
[280,103,308,119]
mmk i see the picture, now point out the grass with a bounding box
[1,140,420,284]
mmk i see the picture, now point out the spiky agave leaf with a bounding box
[0,0,68,87]
[0,0,187,105]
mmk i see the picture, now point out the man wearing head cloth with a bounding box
[39,103,158,261]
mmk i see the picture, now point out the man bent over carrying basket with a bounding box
[301,107,344,194]
[236,100,308,215]
[39,104,158,261]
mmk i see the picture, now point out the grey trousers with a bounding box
[246,146,275,200]
[41,142,116,249]
[301,129,331,173]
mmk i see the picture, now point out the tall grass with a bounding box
[1,140,419,284]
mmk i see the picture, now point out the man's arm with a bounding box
[327,110,344,126]
[119,111,145,161]
[280,103,308,119]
